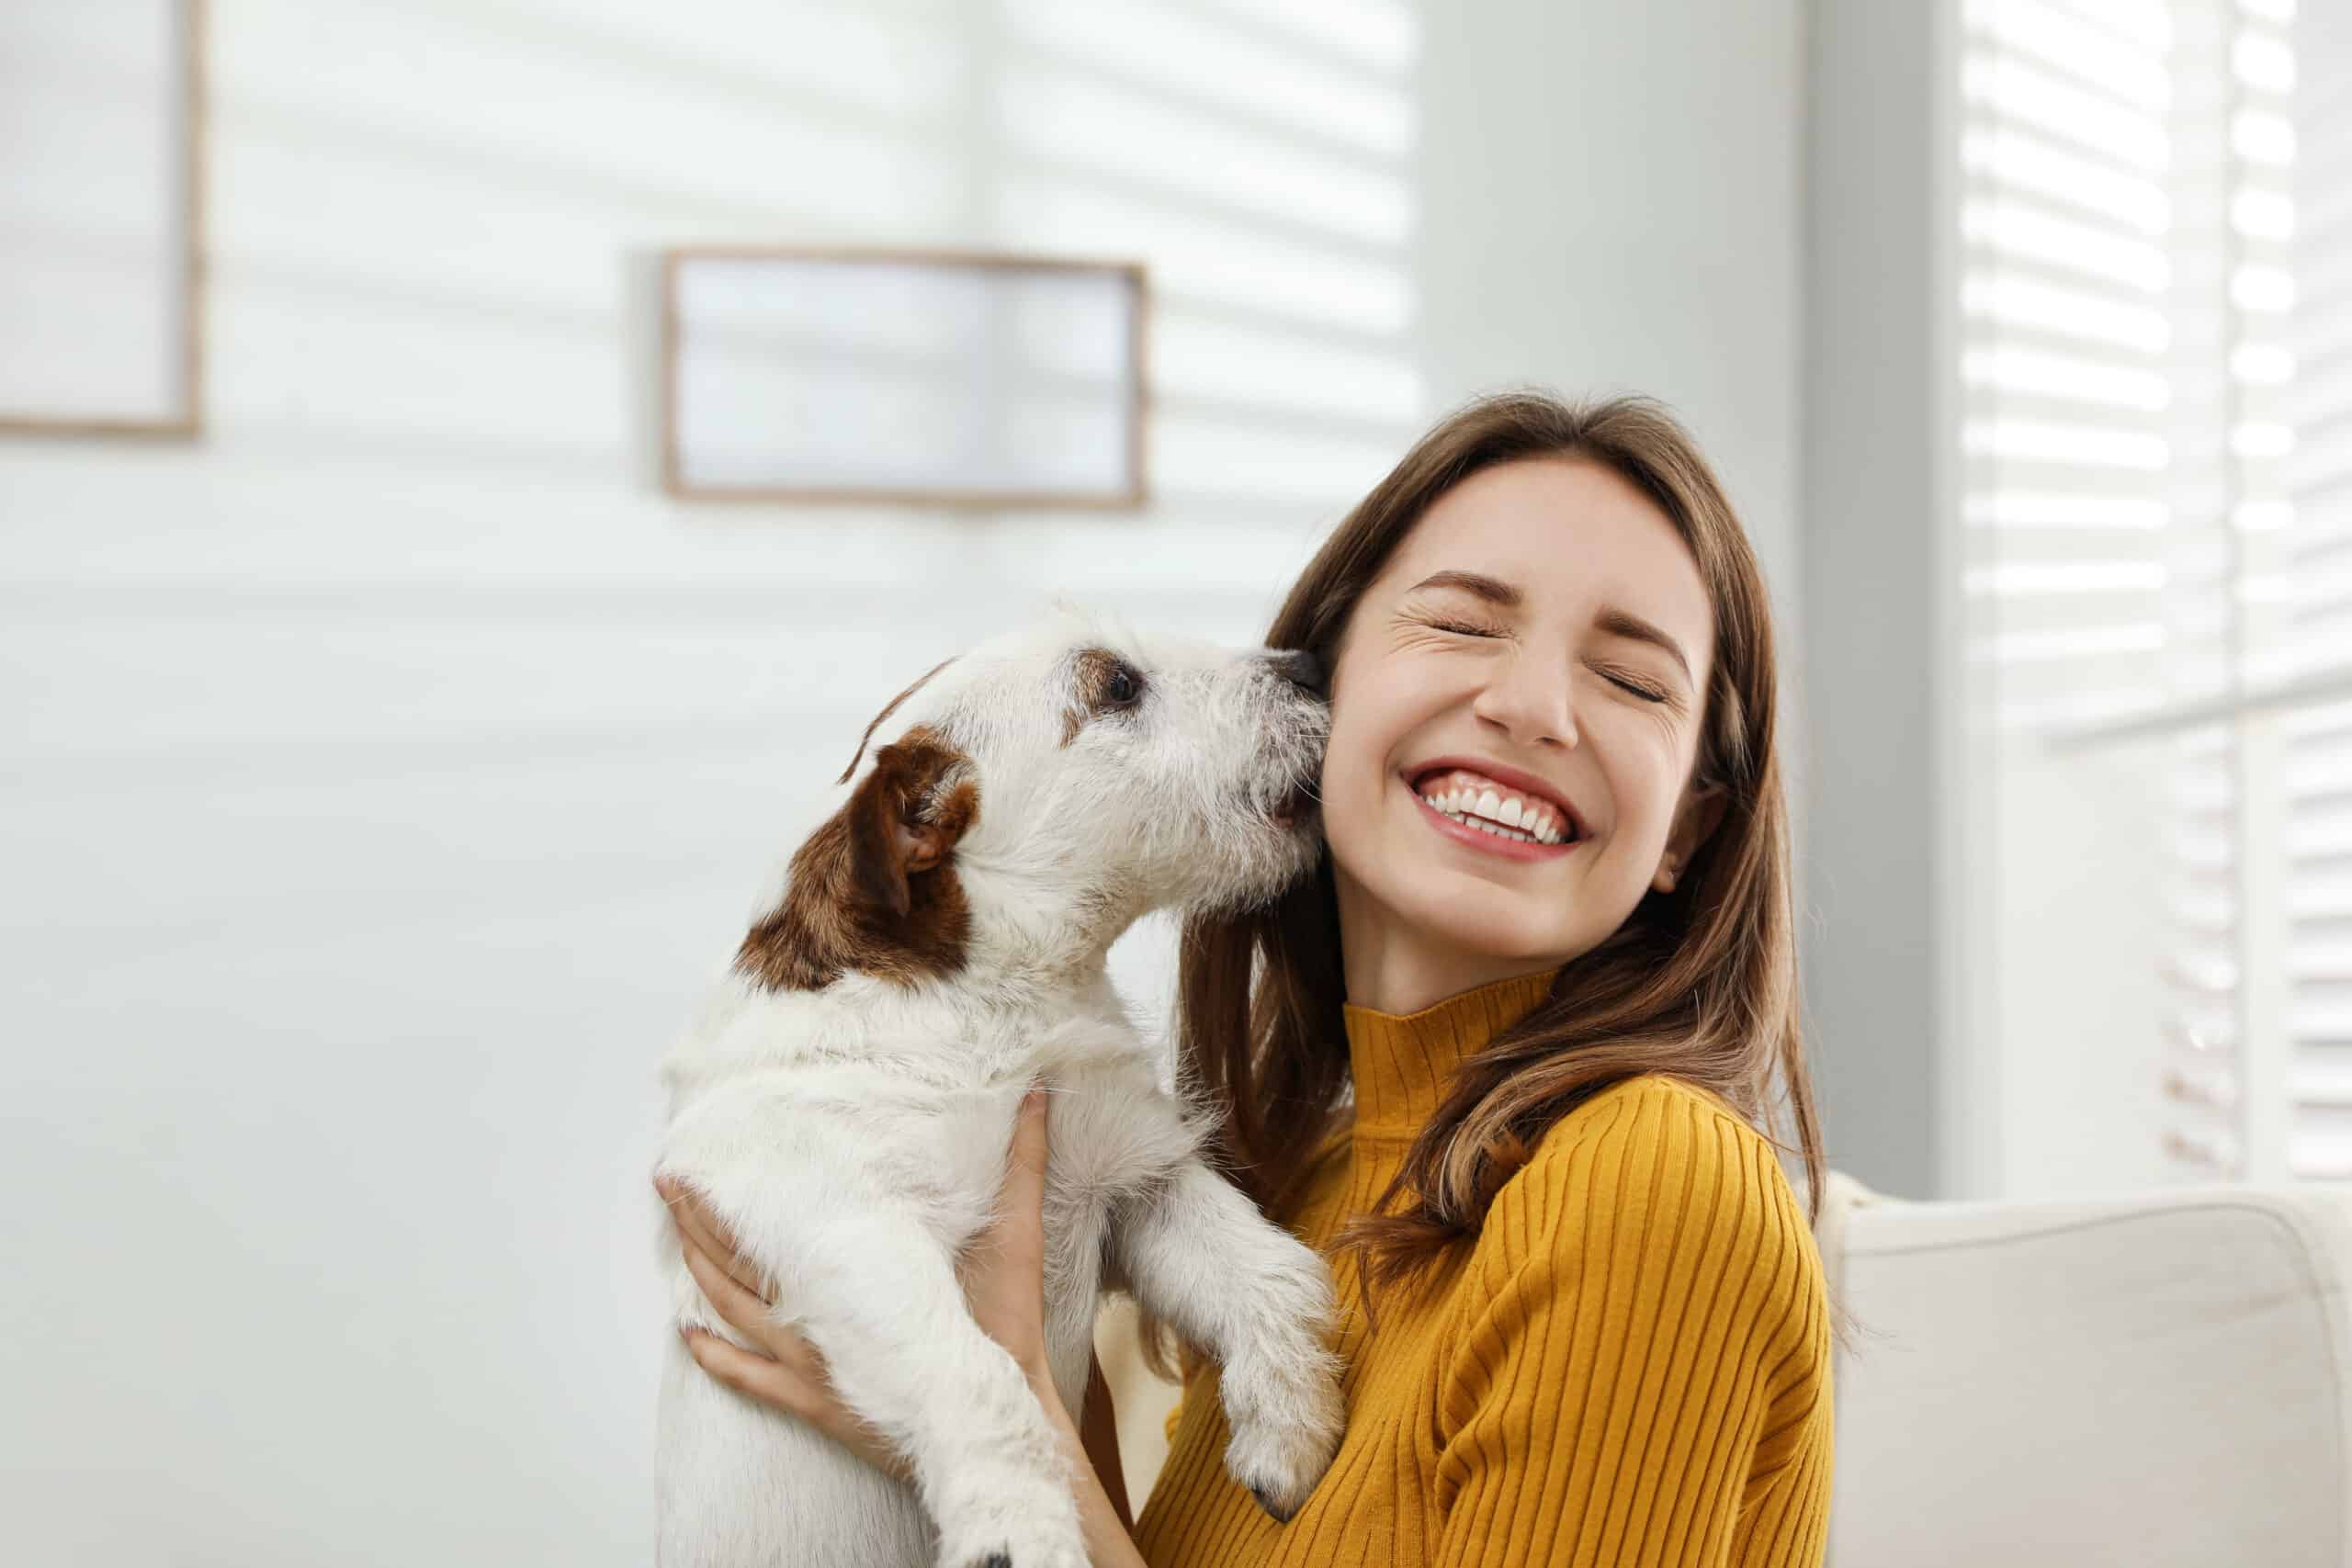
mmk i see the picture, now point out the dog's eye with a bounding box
[1067,649,1148,741]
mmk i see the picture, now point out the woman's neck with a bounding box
[1333,869,1571,1015]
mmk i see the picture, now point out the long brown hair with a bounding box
[1148,389,1823,1367]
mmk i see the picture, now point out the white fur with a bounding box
[653,604,1347,1568]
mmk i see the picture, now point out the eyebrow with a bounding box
[1406,569,1695,686]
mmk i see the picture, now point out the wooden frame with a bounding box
[661,246,1149,509]
[0,0,206,438]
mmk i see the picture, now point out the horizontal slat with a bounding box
[1962,0,2171,110]
[1962,126,2169,233]
[1962,46,2166,171]
[1000,0,1416,158]
[1964,344,2170,407]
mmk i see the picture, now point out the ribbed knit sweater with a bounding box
[1131,966,1834,1566]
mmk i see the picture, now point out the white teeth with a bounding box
[1415,773,1576,846]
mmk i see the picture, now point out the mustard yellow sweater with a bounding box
[1132,967,1833,1566]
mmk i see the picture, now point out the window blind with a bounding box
[1962,0,2341,1183]
[2285,0,2351,1179]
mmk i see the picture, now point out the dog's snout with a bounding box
[1261,649,1324,695]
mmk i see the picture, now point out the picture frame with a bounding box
[0,0,205,438]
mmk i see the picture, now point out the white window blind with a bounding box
[2285,0,2352,1178]
[1962,0,2345,1183]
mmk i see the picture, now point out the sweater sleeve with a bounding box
[1430,1080,1831,1568]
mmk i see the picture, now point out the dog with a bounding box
[652,604,1349,1568]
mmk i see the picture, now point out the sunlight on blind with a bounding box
[1963,0,2341,1181]
[2284,0,2351,1179]
[1961,0,2175,734]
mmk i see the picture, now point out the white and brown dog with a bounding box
[653,604,1348,1568]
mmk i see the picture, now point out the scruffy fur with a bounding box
[653,604,1347,1568]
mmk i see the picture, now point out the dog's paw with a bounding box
[941,1545,1080,1568]
[935,1510,1087,1568]
[1222,1371,1345,1524]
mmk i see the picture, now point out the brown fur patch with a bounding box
[1063,647,1141,745]
[737,725,980,992]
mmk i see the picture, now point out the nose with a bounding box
[1474,649,1577,748]
[1261,648,1325,695]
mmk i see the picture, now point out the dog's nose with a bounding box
[1262,649,1325,694]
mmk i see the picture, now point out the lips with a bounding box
[1404,754,1589,842]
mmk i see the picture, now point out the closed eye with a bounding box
[1422,613,1672,705]
[1425,616,1503,637]
[1602,669,1670,704]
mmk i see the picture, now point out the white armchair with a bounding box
[1816,1171,2352,1566]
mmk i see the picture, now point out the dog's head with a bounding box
[738,603,1329,992]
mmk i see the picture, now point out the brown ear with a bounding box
[840,730,977,918]
[737,724,980,992]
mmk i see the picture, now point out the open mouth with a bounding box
[1404,762,1583,860]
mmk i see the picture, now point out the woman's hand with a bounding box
[653,1086,1060,1483]
[951,1084,1055,1382]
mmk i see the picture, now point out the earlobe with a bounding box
[1657,782,1729,892]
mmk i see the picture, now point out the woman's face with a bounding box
[1320,456,1725,1014]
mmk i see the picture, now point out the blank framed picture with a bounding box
[662,248,1148,508]
[0,0,203,436]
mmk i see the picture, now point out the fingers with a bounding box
[680,1325,915,1483]
[676,1227,823,1382]
[679,1325,807,1415]
[653,1173,770,1303]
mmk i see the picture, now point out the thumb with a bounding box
[1002,1085,1051,1203]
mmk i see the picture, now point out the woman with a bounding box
[659,390,1835,1565]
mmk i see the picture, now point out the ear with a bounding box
[1654,780,1729,894]
[840,729,978,919]
[739,724,980,993]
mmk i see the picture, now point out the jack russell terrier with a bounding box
[654,604,1348,1568]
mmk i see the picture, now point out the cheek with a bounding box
[1321,663,1414,778]
[1606,744,1681,845]
[1314,687,1409,848]
[1317,702,1378,809]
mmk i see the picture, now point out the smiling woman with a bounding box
[1131,389,1834,1566]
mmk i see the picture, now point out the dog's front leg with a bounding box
[1109,1157,1346,1521]
[682,1175,1090,1568]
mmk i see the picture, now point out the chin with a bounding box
[1390,885,1574,963]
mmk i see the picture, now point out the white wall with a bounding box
[0,2,1804,1561]
[1799,0,1967,1201]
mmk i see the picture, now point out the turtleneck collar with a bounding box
[1341,964,1565,1142]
